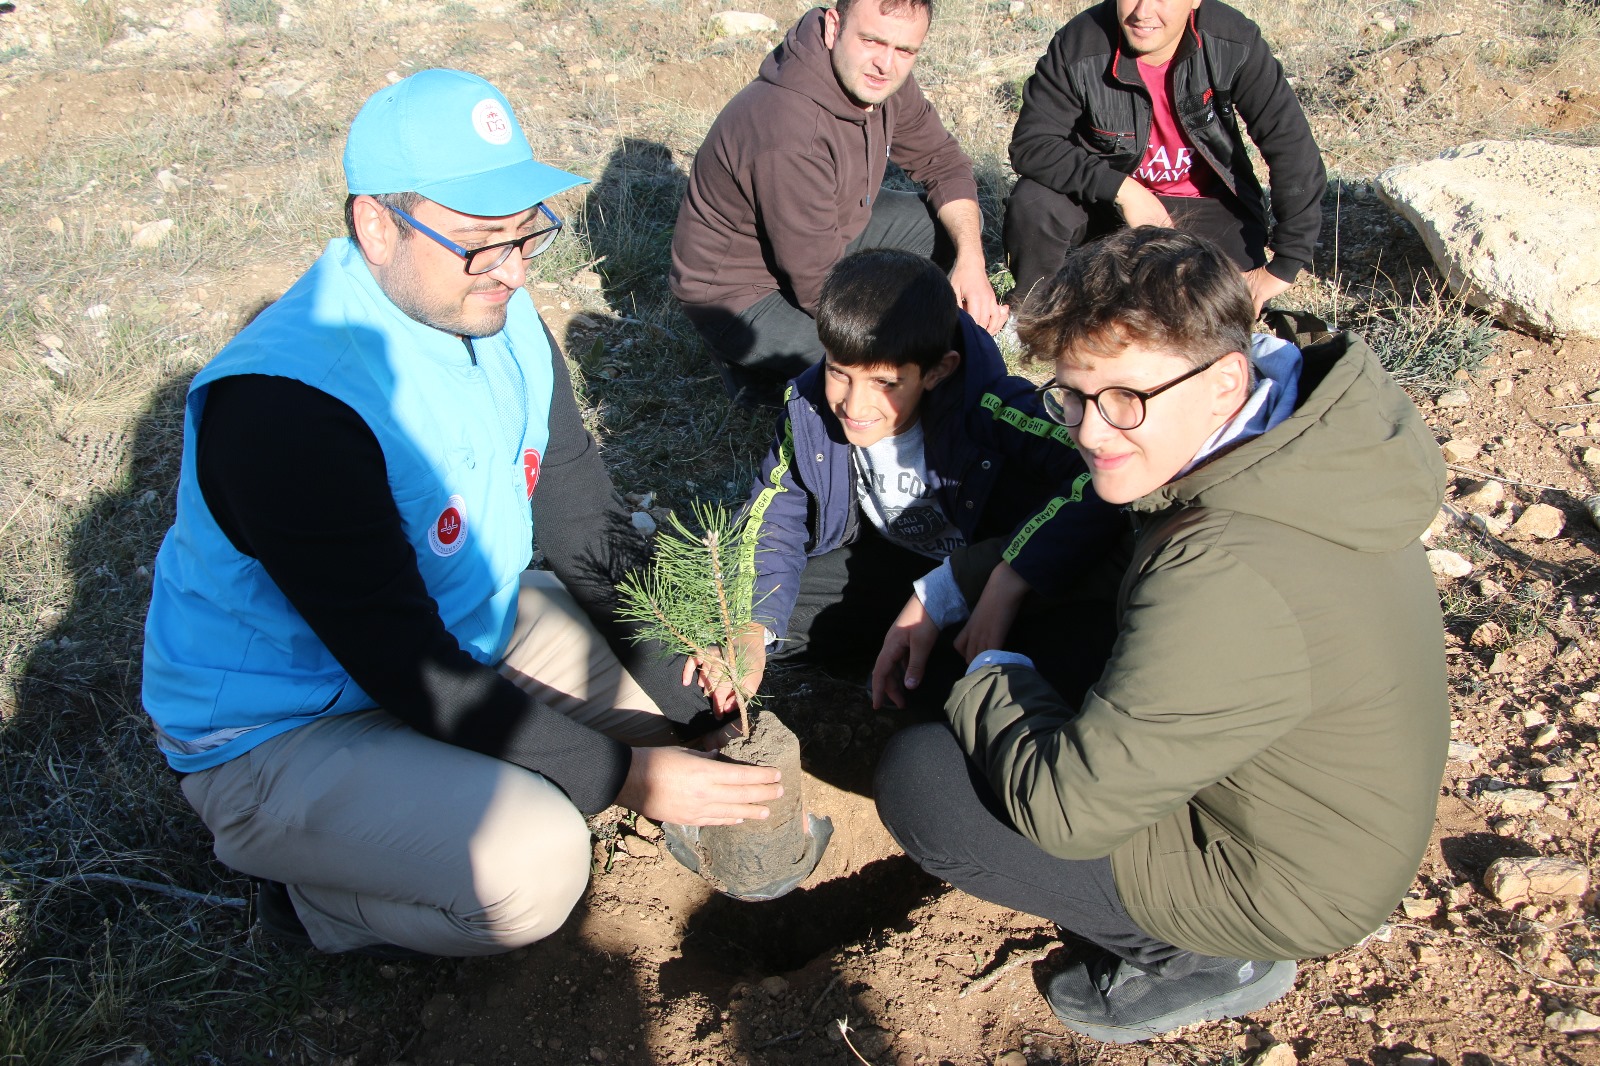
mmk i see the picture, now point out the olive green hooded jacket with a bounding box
[946,332,1449,960]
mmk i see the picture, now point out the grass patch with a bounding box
[226,0,282,27]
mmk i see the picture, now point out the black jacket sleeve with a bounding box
[196,372,631,815]
[527,325,709,726]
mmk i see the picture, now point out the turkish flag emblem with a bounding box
[524,448,542,498]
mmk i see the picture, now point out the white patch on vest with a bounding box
[471,99,514,146]
[428,494,469,556]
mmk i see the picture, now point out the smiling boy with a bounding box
[687,248,1117,718]
[874,228,1449,1041]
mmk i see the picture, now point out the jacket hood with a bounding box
[1132,332,1445,553]
[760,7,875,124]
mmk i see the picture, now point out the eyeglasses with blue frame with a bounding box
[384,201,564,275]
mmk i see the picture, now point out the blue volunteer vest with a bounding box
[141,239,554,772]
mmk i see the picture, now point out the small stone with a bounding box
[1509,503,1564,540]
[1373,14,1397,32]
[180,7,223,38]
[634,816,662,840]
[420,993,456,1029]
[1426,549,1472,578]
[1456,479,1504,513]
[589,1048,607,1063]
[1411,943,1442,964]
[1521,706,1548,728]
[572,269,603,289]
[1401,897,1440,920]
[1345,1004,1377,1023]
[620,835,658,859]
[45,215,65,236]
[1547,1008,1600,1034]
[996,1053,1028,1066]
[1488,651,1513,674]
[82,304,110,319]
[1492,378,1514,397]
[36,333,64,351]
[1541,765,1575,784]
[630,511,657,535]
[155,168,183,193]
[1484,856,1590,906]
[1530,724,1559,748]
[1436,389,1471,409]
[1441,439,1480,463]
[1488,788,1547,815]
[1007,0,1026,14]
[1470,621,1505,647]
[1478,577,1504,597]
[1585,449,1600,467]
[128,218,174,249]
[1555,423,1587,437]
[1584,494,1600,531]
[1448,739,1481,761]
[240,86,266,100]
[758,975,790,997]
[710,10,779,34]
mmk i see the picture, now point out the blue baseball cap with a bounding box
[343,69,587,217]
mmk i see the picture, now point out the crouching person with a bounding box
[141,70,781,959]
[874,228,1449,1041]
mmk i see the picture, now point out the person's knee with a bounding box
[874,723,961,862]
[460,801,592,952]
[1004,179,1089,247]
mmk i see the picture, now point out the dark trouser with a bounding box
[1003,177,1268,306]
[687,190,944,403]
[775,528,1117,716]
[874,723,1197,974]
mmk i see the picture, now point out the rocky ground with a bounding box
[1,0,1598,1064]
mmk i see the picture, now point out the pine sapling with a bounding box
[616,503,763,736]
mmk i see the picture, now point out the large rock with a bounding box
[1376,141,1600,338]
[1483,856,1590,906]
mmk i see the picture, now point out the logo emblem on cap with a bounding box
[428,494,469,556]
[471,99,514,146]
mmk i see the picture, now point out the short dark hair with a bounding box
[817,249,959,372]
[1018,227,1253,370]
[342,190,423,241]
[833,0,934,25]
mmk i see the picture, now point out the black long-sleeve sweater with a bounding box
[195,327,700,814]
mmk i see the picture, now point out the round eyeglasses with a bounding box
[1035,357,1221,431]
[385,201,564,275]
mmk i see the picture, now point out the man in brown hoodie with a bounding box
[669,0,1006,404]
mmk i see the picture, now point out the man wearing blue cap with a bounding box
[141,70,784,958]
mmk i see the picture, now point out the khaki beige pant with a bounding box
[181,571,678,956]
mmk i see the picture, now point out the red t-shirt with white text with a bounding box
[1132,58,1218,197]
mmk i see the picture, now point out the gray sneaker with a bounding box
[1045,948,1296,1043]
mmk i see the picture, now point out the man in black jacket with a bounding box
[1002,0,1324,312]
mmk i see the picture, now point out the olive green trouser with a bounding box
[181,571,677,956]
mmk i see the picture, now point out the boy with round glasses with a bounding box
[874,227,1449,1042]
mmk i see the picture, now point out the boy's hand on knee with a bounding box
[617,746,782,827]
[872,594,940,710]
[954,562,1029,663]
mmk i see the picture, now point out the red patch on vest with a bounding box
[524,448,542,498]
